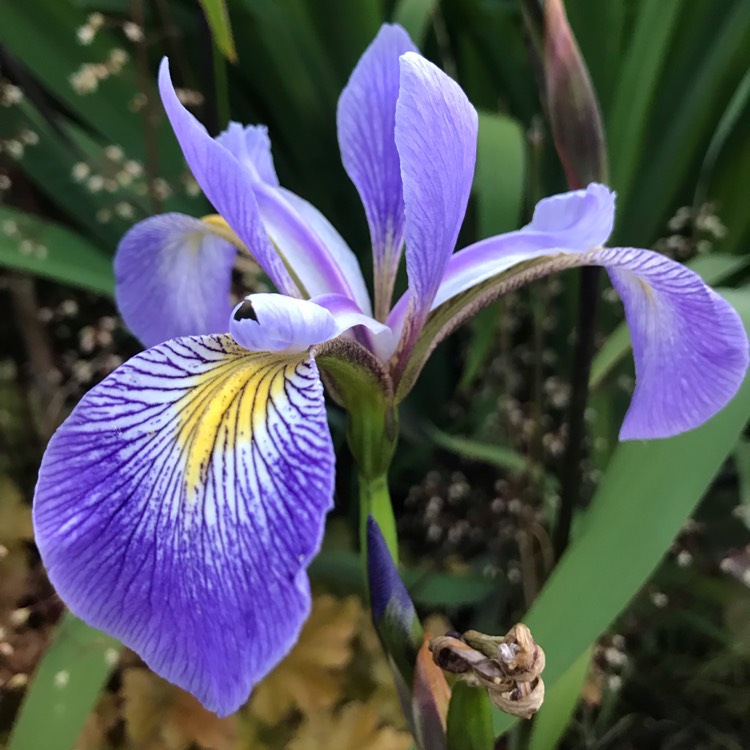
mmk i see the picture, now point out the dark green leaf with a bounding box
[0,206,114,296]
[527,647,592,750]
[393,0,435,45]
[474,111,525,238]
[607,0,682,212]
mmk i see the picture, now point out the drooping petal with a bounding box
[115,213,236,347]
[158,59,299,297]
[33,334,334,715]
[394,242,748,439]
[337,24,417,318]
[215,122,280,186]
[230,293,388,355]
[387,183,616,334]
[394,52,478,369]
[600,247,748,439]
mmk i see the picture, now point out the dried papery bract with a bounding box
[428,624,545,720]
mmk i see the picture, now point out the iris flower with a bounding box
[33,24,747,716]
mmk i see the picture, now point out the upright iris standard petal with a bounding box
[251,183,372,311]
[33,334,334,715]
[395,52,478,363]
[213,119,371,312]
[337,24,417,318]
[216,122,280,185]
[599,248,749,439]
[157,59,299,298]
[115,213,236,347]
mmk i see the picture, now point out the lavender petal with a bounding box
[115,213,236,347]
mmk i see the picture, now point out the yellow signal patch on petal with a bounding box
[175,336,306,501]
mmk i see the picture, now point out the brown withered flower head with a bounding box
[428,624,545,719]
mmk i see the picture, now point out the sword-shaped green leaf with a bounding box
[8,612,121,750]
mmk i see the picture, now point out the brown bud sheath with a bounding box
[544,0,608,188]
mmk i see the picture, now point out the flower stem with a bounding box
[553,266,601,559]
[359,472,398,571]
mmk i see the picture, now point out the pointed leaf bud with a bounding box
[367,516,422,675]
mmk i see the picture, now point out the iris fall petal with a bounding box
[115,213,236,347]
[33,334,334,715]
[598,247,749,439]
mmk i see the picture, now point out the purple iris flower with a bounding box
[33,24,747,716]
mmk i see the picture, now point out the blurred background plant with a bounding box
[1,0,750,748]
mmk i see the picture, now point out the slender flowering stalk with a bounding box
[33,23,748,717]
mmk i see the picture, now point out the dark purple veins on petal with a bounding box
[33,334,335,716]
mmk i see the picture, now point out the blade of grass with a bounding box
[198,0,237,62]
[619,1,750,247]
[7,612,121,750]
[527,647,592,750]
[427,426,528,474]
[694,68,750,210]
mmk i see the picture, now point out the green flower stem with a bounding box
[359,471,398,568]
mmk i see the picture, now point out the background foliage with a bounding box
[1,1,749,748]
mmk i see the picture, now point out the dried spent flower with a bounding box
[1,82,23,106]
[88,12,105,30]
[122,21,144,42]
[76,24,96,45]
[105,144,125,162]
[429,624,545,719]
[108,48,130,74]
[72,162,91,182]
